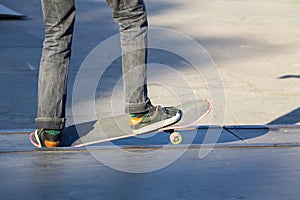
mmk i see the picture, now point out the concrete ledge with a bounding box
[224,124,300,129]
[0,129,34,134]
[0,125,299,153]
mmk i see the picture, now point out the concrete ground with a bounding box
[0,0,300,199]
[1,126,300,199]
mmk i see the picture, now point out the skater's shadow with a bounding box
[107,126,270,146]
[61,122,270,147]
[60,120,97,147]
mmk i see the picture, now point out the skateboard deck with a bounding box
[72,99,211,147]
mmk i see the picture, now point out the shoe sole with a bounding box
[44,140,60,148]
[30,131,42,148]
[132,111,182,135]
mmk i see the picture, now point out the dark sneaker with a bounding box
[129,105,182,134]
[30,129,61,148]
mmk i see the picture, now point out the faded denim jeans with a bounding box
[36,0,151,130]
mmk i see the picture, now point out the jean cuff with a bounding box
[35,117,65,130]
[125,98,151,114]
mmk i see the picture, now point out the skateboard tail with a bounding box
[72,132,137,147]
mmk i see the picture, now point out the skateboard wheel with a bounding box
[169,132,182,145]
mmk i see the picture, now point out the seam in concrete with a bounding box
[223,126,247,144]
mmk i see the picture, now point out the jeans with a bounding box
[36,0,150,130]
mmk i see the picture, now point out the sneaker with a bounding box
[129,105,182,134]
[30,129,61,148]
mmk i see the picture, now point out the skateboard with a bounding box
[71,99,211,147]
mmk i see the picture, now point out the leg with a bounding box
[106,0,182,134]
[35,0,76,130]
[30,0,75,148]
[106,0,150,114]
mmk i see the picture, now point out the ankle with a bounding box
[44,129,62,135]
[130,112,148,118]
[44,129,62,141]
